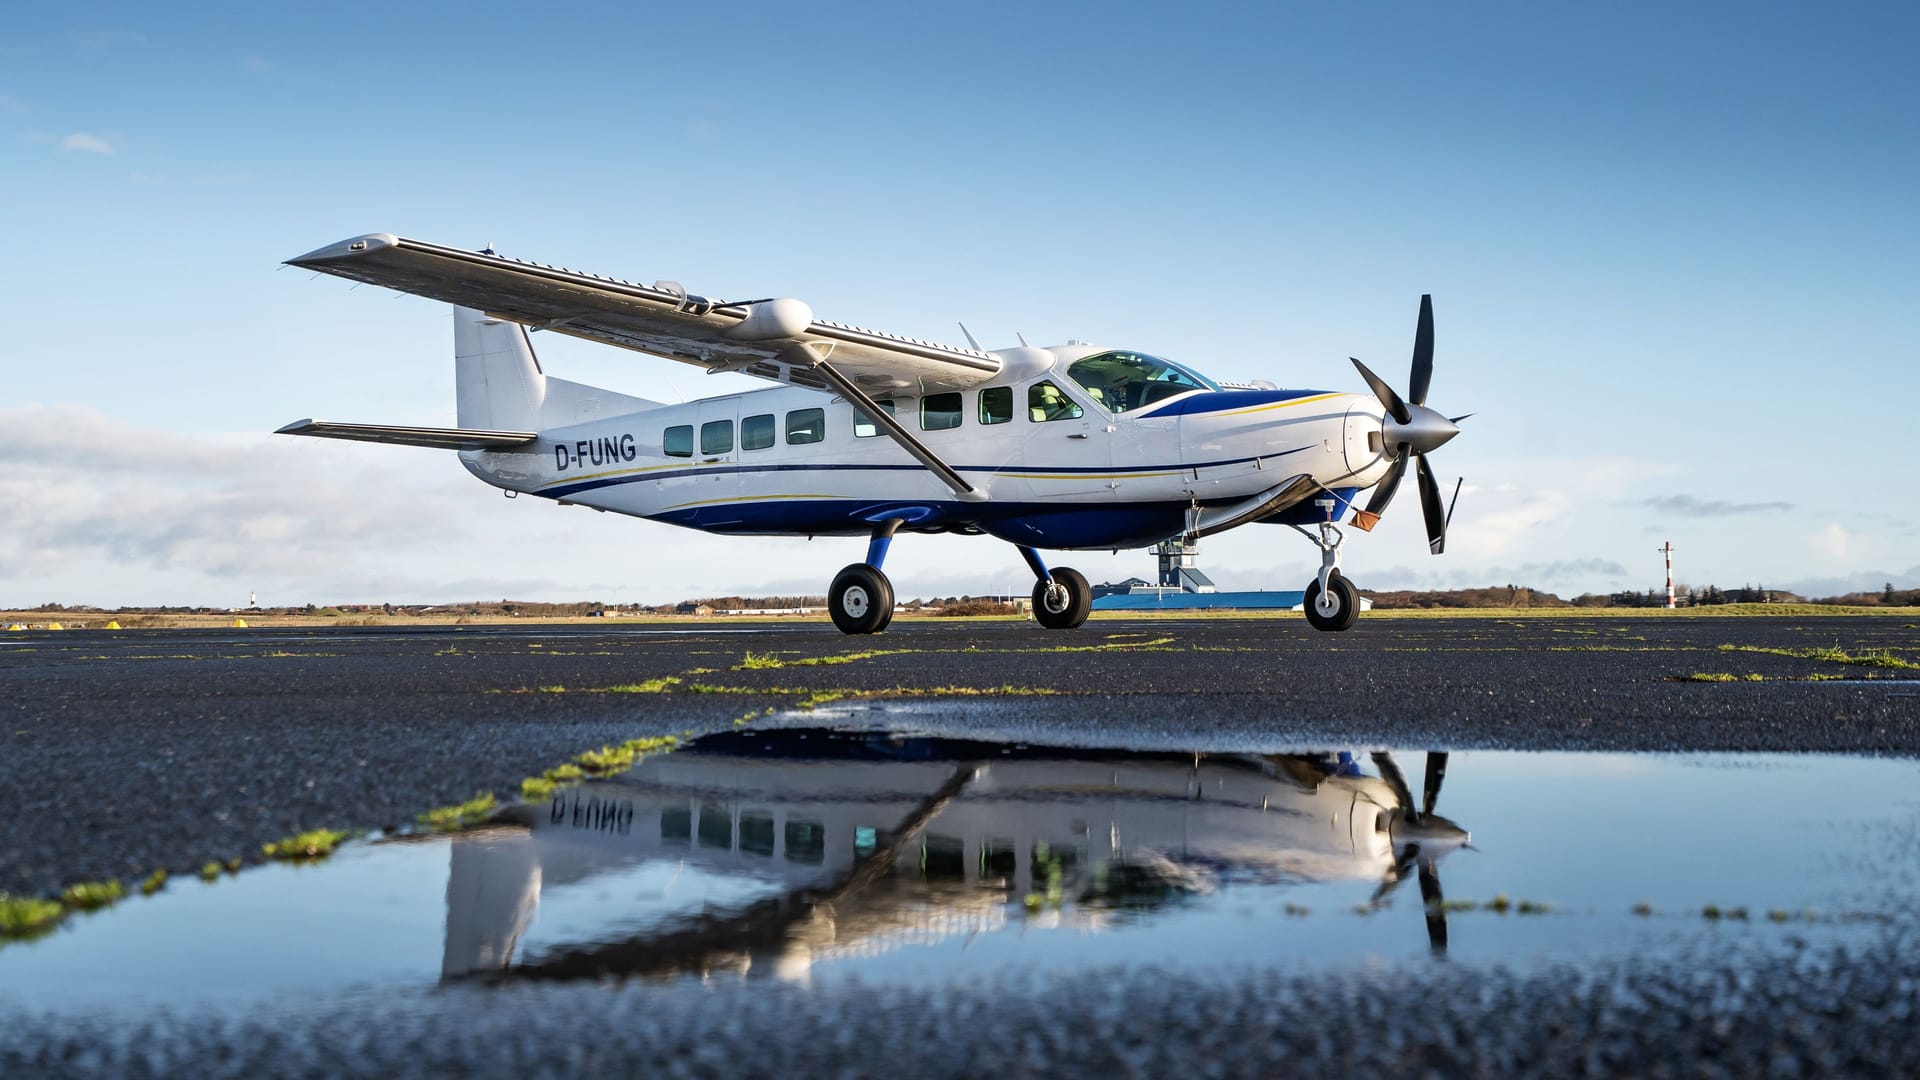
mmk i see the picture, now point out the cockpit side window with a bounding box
[1066,350,1219,414]
[1028,381,1083,422]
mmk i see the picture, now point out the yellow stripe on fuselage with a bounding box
[656,493,854,512]
[536,461,682,490]
[1200,392,1344,418]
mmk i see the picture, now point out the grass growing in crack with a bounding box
[606,677,681,693]
[199,862,223,882]
[520,776,557,800]
[419,793,498,832]
[60,879,126,911]
[1681,672,1764,682]
[1026,637,1177,654]
[139,869,168,896]
[1,894,67,939]
[263,828,350,861]
[1717,643,1918,669]
[735,649,914,671]
[576,734,679,775]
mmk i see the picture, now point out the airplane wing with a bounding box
[275,420,536,451]
[288,234,1001,396]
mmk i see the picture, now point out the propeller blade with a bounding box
[1444,477,1463,538]
[1350,357,1411,425]
[1371,844,1418,907]
[1356,453,1409,530]
[1409,294,1434,407]
[1422,751,1448,818]
[1418,858,1448,955]
[1416,453,1447,555]
[1371,751,1419,823]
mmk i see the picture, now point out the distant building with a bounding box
[1090,540,1371,613]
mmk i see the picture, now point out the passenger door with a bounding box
[1015,378,1113,500]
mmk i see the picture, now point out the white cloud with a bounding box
[58,132,114,155]
[1782,566,1920,598]
[1813,523,1851,559]
[1641,494,1793,516]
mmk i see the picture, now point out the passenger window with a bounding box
[741,413,775,451]
[697,802,731,849]
[785,819,825,864]
[663,425,693,458]
[1028,381,1083,422]
[739,812,775,857]
[660,806,691,846]
[786,407,825,445]
[700,420,733,455]
[979,386,1013,425]
[853,400,896,438]
[921,392,962,431]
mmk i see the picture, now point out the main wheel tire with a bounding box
[1304,571,1360,632]
[1032,566,1092,630]
[828,564,894,635]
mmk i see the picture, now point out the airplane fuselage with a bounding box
[461,346,1394,550]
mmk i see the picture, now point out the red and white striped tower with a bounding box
[1658,541,1676,609]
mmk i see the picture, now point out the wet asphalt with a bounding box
[4,614,1919,1077]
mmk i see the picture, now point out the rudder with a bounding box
[455,306,545,431]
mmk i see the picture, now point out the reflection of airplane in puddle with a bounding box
[443,732,1466,982]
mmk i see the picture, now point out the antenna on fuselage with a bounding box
[958,322,984,351]
[1017,332,1030,347]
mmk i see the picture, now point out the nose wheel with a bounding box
[1295,513,1361,632]
[1304,570,1359,632]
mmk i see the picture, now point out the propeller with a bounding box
[1348,295,1465,554]
[1370,750,1464,955]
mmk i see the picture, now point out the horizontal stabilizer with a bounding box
[275,420,537,451]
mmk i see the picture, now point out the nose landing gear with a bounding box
[1297,508,1360,632]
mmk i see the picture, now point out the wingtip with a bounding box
[285,233,399,267]
[275,419,316,435]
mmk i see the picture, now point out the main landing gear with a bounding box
[828,519,900,635]
[825,520,1092,635]
[1020,546,1091,631]
[1297,506,1360,632]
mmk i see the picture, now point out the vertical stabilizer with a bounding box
[455,307,545,431]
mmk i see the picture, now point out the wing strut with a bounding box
[785,344,987,502]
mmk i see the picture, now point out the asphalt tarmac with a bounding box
[4,614,1919,1077]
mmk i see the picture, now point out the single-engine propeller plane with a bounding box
[279,234,1467,633]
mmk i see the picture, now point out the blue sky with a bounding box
[4,2,1916,606]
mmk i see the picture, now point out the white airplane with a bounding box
[280,234,1466,633]
[440,731,1469,980]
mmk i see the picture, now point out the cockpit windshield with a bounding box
[1065,350,1220,414]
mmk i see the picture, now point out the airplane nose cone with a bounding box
[1385,405,1459,455]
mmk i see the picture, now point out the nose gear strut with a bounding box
[1292,499,1360,631]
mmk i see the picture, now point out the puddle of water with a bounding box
[3,730,1915,1013]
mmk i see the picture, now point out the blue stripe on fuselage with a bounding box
[1136,388,1336,417]
[636,485,1361,549]
[537,445,1313,500]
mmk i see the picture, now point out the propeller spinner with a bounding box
[1348,295,1466,553]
